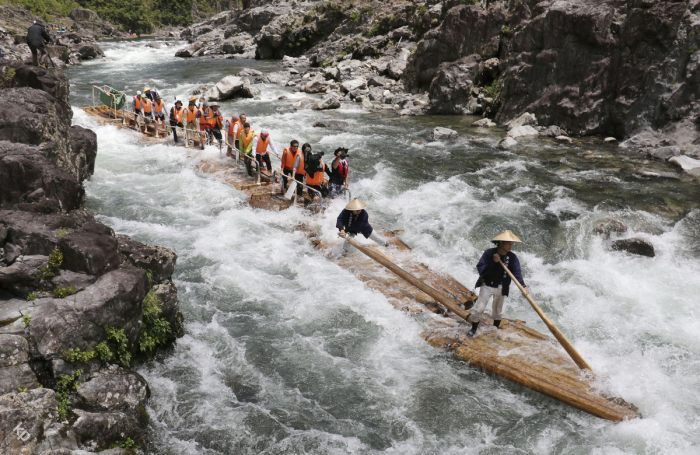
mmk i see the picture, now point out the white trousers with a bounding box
[343,231,388,251]
[471,285,505,323]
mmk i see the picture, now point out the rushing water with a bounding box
[66,40,700,454]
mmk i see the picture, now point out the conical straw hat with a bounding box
[492,230,522,243]
[345,199,367,210]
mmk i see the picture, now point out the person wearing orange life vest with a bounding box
[133,91,144,115]
[169,99,185,143]
[201,101,223,146]
[305,152,328,201]
[223,115,240,157]
[251,129,279,172]
[152,95,166,122]
[224,113,246,152]
[238,123,256,176]
[290,142,309,197]
[280,140,299,188]
[183,97,202,148]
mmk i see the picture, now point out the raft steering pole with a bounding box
[498,260,593,371]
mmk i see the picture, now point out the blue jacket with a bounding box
[474,247,525,297]
[336,209,373,238]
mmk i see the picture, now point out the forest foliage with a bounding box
[6,0,227,34]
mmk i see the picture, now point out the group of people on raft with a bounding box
[131,92,350,201]
[131,91,526,339]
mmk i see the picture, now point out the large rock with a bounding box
[428,55,481,114]
[222,33,254,54]
[0,141,85,213]
[611,238,655,258]
[594,217,629,238]
[507,125,539,138]
[72,43,104,60]
[312,94,341,110]
[58,230,120,276]
[647,146,681,161]
[340,78,368,93]
[0,334,38,394]
[202,75,259,101]
[431,127,459,141]
[76,369,149,410]
[69,8,99,22]
[669,155,700,177]
[116,234,176,283]
[0,255,49,296]
[72,408,145,448]
[30,267,149,358]
[68,125,98,184]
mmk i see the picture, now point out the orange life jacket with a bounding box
[282,147,296,170]
[255,135,270,155]
[133,96,142,110]
[171,106,184,123]
[239,130,255,152]
[226,117,239,136]
[153,99,164,114]
[306,162,325,186]
[185,106,199,123]
[202,107,218,127]
[293,149,306,176]
[142,100,152,114]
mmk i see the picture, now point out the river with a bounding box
[66,40,700,454]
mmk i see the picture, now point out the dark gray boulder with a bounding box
[611,238,655,257]
[116,234,176,284]
[76,368,149,410]
[0,334,38,394]
[58,230,120,276]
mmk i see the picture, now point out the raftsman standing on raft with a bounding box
[337,199,388,252]
[469,230,529,338]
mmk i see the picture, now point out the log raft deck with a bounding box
[83,101,641,422]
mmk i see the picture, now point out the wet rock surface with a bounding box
[611,238,656,258]
[0,63,182,451]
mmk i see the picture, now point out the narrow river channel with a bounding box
[67,40,700,454]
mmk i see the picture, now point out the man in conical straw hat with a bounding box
[468,230,529,338]
[337,199,388,252]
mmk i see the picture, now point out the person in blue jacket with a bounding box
[337,199,388,252]
[468,230,528,338]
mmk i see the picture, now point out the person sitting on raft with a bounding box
[337,199,388,252]
[327,147,349,198]
[169,99,185,143]
[468,230,529,338]
[251,129,279,173]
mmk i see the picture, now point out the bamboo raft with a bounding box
[82,100,641,422]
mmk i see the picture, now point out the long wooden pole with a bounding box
[345,237,470,320]
[498,261,593,371]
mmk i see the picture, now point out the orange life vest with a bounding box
[185,106,199,123]
[142,100,152,114]
[202,107,218,127]
[306,162,325,186]
[226,117,239,136]
[239,130,255,152]
[153,100,164,113]
[282,147,296,170]
[255,135,270,155]
[171,106,184,123]
[293,149,306,176]
[133,96,142,110]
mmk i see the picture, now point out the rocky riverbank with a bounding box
[0,61,183,454]
[172,0,700,177]
[0,5,113,68]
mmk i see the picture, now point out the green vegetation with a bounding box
[484,79,503,99]
[96,341,113,362]
[56,229,69,238]
[21,314,31,328]
[137,290,171,354]
[55,370,82,421]
[105,326,131,367]
[27,293,37,301]
[501,25,512,36]
[62,346,97,363]
[108,438,136,450]
[17,387,29,392]
[9,0,225,34]
[37,247,63,281]
[53,285,77,299]
[688,45,700,54]
[4,66,16,80]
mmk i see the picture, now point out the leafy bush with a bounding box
[27,293,37,302]
[501,25,512,36]
[484,79,502,99]
[96,341,113,362]
[56,370,82,421]
[21,315,31,328]
[137,290,171,354]
[62,347,96,363]
[108,438,136,449]
[53,285,77,299]
[105,326,131,367]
